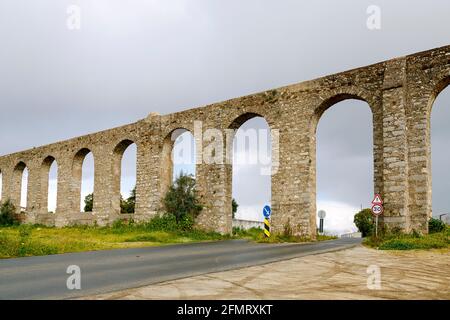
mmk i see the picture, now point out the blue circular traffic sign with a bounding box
[263,205,271,218]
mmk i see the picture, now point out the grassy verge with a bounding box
[0,217,338,259]
[363,226,450,250]
[0,221,230,259]
[232,227,337,243]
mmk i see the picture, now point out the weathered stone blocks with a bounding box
[0,45,449,236]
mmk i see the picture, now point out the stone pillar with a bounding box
[195,126,233,234]
[196,164,232,234]
[24,161,41,224]
[405,78,441,233]
[111,139,135,217]
[9,162,27,214]
[0,168,12,203]
[380,58,411,231]
[406,115,431,233]
[271,116,316,238]
[55,158,74,227]
[134,118,162,222]
[92,146,115,226]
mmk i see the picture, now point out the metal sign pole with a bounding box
[375,215,378,238]
[371,194,383,239]
[318,210,326,235]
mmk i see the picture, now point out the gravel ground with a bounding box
[81,246,450,300]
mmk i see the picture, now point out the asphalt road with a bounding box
[0,238,361,300]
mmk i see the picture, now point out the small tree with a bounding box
[354,208,374,237]
[232,198,238,219]
[429,217,446,233]
[128,187,136,207]
[0,199,18,226]
[84,193,93,212]
[164,173,202,227]
[121,187,136,213]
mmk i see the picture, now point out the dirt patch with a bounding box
[81,246,450,300]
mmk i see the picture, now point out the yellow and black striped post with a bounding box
[264,218,270,238]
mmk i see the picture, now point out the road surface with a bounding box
[0,238,361,299]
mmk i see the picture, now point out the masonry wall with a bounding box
[0,45,448,236]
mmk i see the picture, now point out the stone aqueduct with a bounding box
[0,45,449,237]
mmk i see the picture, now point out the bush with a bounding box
[111,219,132,232]
[121,187,136,213]
[232,198,238,219]
[0,199,18,226]
[84,193,93,212]
[164,173,202,229]
[177,214,195,231]
[144,214,179,231]
[429,217,446,234]
[364,224,449,250]
[354,208,374,237]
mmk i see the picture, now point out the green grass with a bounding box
[232,227,337,243]
[0,220,338,259]
[363,226,450,250]
[0,222,231,259]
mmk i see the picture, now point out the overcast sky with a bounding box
[0,1,449,232]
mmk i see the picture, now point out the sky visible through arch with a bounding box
[0,1,449,233]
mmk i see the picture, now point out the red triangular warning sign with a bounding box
[372,194,383,205]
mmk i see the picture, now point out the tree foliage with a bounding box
[232,198,238,219]
[164,173,202,229]
[0,199,18,226]
[429,217,446,233]
[84,193,93,212]
[121,187,136,213]
[354,208,374,237]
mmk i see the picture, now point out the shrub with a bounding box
[164,173,202,229]
[120,187,136,213]
[354,208,374,237]
[177,214,195,231]
[429,217,446,234]
[0,199,18,226]
[232,198,238,219]
[111,219,129,232]
[84,193,93,212]
[144,214,179,231]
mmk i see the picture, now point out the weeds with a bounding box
[363,226,449,250]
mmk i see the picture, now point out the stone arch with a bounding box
[72,148,94,212]
[427,75,450,219]
[227,112,271,165]
[427,75,450,114]
[405,73,450,232]
[41,156,58,213]
[13,161,28,212]
[310,90,376,236]
[312,88,377,132]
[112,139,137,214]
[228,112,273,226]
[160,128,195,198]
[229,112,264,130]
